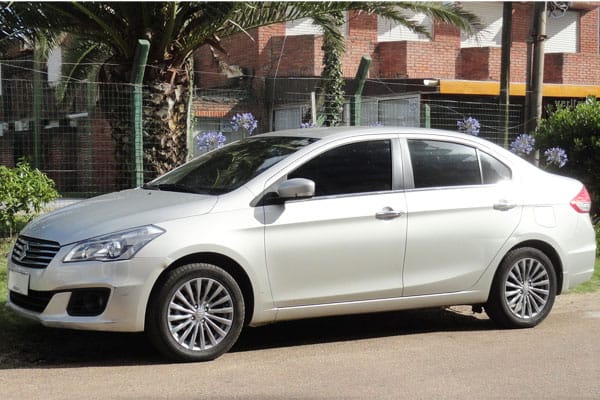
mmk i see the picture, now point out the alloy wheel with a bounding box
[167,277,235,351]
[504,257,551,320]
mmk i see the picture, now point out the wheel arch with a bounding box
[146,252,255,327]
[506,240,564,294]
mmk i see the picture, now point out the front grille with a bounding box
[11,236,61,269]
[10,290,54,313]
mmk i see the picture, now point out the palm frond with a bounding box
[1,1,481,77]
[55,37,112,103]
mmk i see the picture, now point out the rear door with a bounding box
[402,138,522,296]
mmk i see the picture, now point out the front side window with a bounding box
[146,137,318,195]
[408,139,511,189]
[289,140,392,196]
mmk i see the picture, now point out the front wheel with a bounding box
[485,247,557,329]
[146,263,245,362]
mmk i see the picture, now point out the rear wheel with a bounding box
[485,247,556,328]
[146,263,245,362]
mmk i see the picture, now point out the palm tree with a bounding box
[1,2,479,183]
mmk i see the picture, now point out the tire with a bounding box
[146,263,245,362]
[485,247,557,329]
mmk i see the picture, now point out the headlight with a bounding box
[64,225,165,263]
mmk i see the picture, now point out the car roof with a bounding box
[257,126,477,141]
[256,126,534,170]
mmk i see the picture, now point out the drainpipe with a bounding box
[525,2,547,135]
[499,2,513,148]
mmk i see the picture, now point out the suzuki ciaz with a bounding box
[6,127,596,361]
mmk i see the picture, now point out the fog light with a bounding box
[67,289,110,316]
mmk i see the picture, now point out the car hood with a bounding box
[22,189,218,245]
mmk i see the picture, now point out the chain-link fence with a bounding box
[252,90,523,143]
[1,77,131,196]
[2,65,524,197]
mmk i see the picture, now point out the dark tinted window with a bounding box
[289,140,392,196]
[408,140,480,188]
[480,151,511,184]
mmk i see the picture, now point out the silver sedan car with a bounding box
[6,127,596,361]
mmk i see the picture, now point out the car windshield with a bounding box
[144,136,318,195]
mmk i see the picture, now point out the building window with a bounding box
[377,11,432,42]
[460,2,503,48]
[286,13,348,36]
[461,4,579,53]
[47,46,62,87]
[273,107,306,131]
[545,11,579,53]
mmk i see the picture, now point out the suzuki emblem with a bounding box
[17,242,29,262]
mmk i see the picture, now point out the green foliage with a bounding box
[319,10,346,127]
[596,222,600,257]
[0,161,59,237]
[535,97,600,215]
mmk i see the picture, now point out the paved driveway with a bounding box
[1,292,599,399]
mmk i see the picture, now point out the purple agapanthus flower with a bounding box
[195,131,226,153]
[300,121,318,128]
[544,147,568,168]
[510,134,535,156]
[231,112,258,135]
[457,117,480,136]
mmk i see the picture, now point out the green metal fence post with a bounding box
[131,39,150,187]
[350,56,371,126]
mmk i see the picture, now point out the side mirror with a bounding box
[276,178,315,200]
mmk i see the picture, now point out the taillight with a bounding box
[570,186,592,213]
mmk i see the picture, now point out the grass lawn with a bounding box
[568,257,600,293]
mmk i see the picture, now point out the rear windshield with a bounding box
[145,136,318,195]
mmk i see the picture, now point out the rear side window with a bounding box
[408,140,479,188]
[289,140,392,196]
[408,139,511,189]
[480,151,511,184]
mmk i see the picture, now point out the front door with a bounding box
[263,139,407,307]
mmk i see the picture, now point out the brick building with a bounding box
[2,2,599,194]
[193,2,600,140]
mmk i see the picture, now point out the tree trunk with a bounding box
[142,60,192,181]
[98,63,135,190]
[98,60,192,187]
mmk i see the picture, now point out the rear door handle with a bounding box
[493,200,516,211]
[376,207,404,220]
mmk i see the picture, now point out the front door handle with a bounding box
[376,207,404,220]
[493,200,517,211]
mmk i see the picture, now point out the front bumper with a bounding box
[6,252,166,332]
